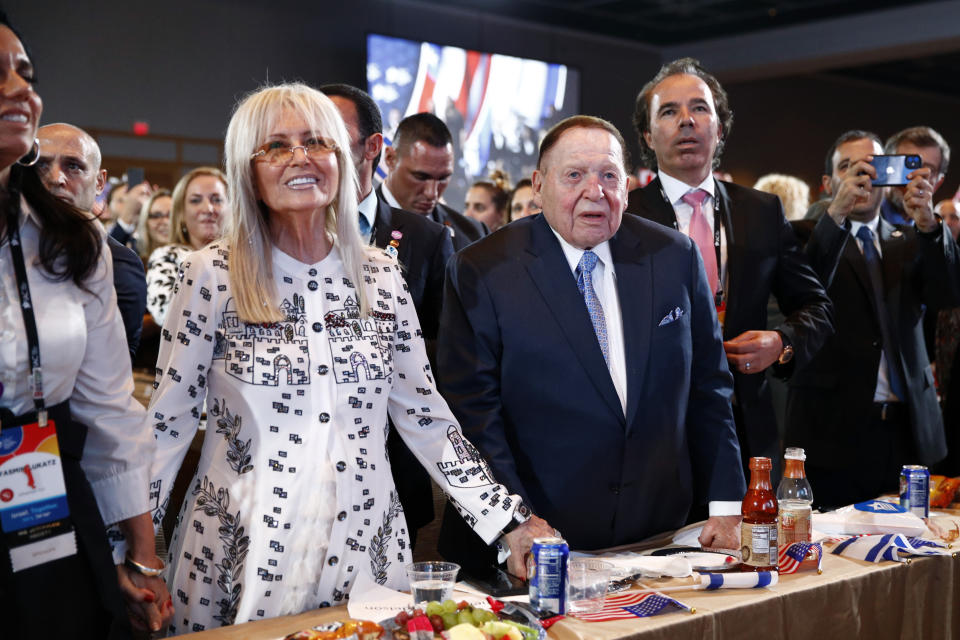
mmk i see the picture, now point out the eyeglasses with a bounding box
[147,211,170,220]
[251,137,338,166]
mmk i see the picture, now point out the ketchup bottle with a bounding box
[741,456,778,571]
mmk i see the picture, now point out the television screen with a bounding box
[367,33,580,212]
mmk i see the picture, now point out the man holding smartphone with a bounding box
[786,129,960,508]
[880,126,950,226]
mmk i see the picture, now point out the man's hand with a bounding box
[503,515,555,578]
[901,167,939,232]
[723,330,782,374]
[116,562,173,632]
[119,181,152,225]
[698,515,741,550]
[826,157,877,225]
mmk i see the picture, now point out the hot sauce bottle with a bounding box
[741,456,778,571]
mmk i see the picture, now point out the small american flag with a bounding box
[777,541,823,574]
[571,590,691,622]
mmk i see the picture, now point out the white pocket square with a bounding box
[658,306,685,327]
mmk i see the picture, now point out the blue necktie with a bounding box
[358,213,371,240]
[576,250,609,365]
[856,226,907,401]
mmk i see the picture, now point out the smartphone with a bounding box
[870,154,922,186]
[126,167,145,189]
[461,565,527,597]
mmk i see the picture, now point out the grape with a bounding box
[472,608,493,624]
[441,612,459,629]
[442,599,457,614]
[425,601,443,616]
[457,609,473,625]
[429,614,444,632]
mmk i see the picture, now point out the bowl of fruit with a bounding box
[384,599,545,640]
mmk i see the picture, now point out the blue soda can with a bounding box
[900,465,930,518]
[527,536,568,614]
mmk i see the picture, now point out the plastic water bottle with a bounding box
[776,447,814,545]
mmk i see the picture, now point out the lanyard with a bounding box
[4,205,47,426]
[711,197,725,309]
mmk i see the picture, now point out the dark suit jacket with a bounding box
[370,194,453,344]
[787,215,960,468]
[370,192,454,536]
[431,202,488,252]
[107,236,146,360]
[375,184,488,253]
[108,221,137,253]
[629,178,836,478]
[437,213,745,560]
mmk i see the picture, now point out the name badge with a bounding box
[0,419,77,571]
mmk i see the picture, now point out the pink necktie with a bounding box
[681,189,718,297]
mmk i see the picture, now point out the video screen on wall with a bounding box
[366,33,580,210]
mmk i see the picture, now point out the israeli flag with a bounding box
[831,534,951,563]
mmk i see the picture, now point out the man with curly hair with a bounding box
[628,58,838,487]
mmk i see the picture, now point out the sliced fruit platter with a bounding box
[383,599,545,640]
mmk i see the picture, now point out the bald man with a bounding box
[37,123,147,359]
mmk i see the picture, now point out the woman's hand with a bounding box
[117,512,174,632]
[116,561,173,632]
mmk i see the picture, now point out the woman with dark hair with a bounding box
[465,169,510,232]
[508,177,538,221]
[0,15,170,637]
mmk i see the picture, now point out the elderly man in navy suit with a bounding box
[437,116,745,569]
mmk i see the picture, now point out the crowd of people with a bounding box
[2,10,960,638]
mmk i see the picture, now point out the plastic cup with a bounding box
[405,561,460,606]
[566,558,613,615]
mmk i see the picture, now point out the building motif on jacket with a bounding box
[324,295,396,384]
[216,294,310,386]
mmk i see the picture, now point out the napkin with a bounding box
[572,551,693,578]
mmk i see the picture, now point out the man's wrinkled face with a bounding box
[887,142,944,212]
[385,141,453,214]
[937,199,959,241]
[533,126,627,250]
[36,124,104,212]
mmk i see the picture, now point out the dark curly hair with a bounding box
[632,57,734,171]
[0,12,101,289]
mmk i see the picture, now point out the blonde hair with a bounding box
[170,167,228,246]
[224,82,371,324]
[753,173,810,222]
[136,188,172,259]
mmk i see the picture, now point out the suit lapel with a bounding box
[637,178,679,229]
[712,181,738,338]
[843,225,880,314]
[523,216,624,422]
[611,226,650,429]
[372,194,393,249]
[878,218,905,333]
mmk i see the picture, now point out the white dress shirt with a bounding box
[358,189,378,244]
[380,180,401,210]
[658,171,728,297]
[550,230,627,414]
[850,215,899,403]
[0,201,153,529]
